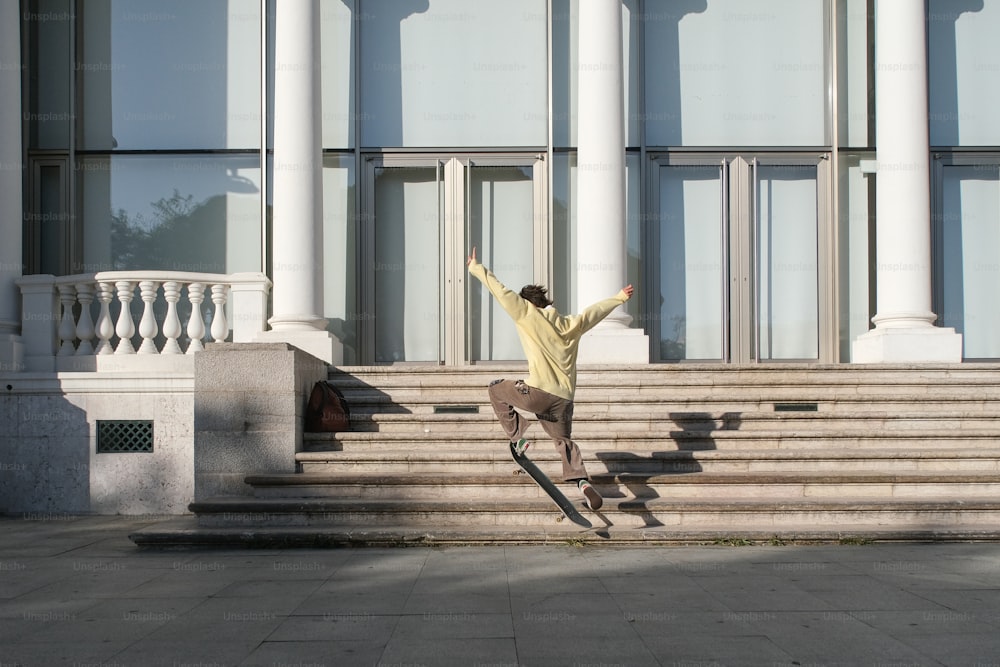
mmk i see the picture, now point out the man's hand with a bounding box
[467,246,477,266]
[622,284,634,300]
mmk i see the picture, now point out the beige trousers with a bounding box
[487,379,588,481]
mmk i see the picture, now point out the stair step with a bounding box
[334,391,1000,410]
[188,496,1000,530]
[246,470,1000,501]
[339,411,1000,435]
[305,429,1000,450]
[128,515,1000,548]
[295,448,1000,474]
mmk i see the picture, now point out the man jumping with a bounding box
[467,247,634,511]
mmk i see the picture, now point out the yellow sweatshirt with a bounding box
[468,260,629,400]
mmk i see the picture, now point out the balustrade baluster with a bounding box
[161,281,183,355]
[74,282,96,355]
[210,284,229,343]
[114,281,137,354]
[95,282,115,355]
[186,282,207,353]
[137,280,160,354]
[56,284,77,356]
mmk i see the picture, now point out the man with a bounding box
[467,247,634,510]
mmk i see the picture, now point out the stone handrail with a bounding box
[16,271,271,372]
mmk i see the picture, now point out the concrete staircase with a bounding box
[132,364,1000,547]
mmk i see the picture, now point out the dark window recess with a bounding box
[97,420,154,453]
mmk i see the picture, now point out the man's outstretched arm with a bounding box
[467,246,530,320]
[577,284,634,333]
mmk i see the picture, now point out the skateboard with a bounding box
[509,442,593,528]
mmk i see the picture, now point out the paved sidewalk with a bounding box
[1,517,1000,666]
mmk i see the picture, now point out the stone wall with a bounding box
[0,343,329,515]
[0,373,195,515]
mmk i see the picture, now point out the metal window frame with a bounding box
[360,152,548,365]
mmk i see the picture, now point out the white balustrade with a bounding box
[15,271,271,370]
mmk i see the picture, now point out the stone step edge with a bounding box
[246,471,1000,488]
[306,429,1000,442]
[326,392,1000,402]
[328,364,1000,380]
[189,497,1000,515]
[349,410,1000,421]
[128,518,1000,548]
[295,448,1000,463]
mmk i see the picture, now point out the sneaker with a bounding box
[511,438,530,456]
[578,479,603,511]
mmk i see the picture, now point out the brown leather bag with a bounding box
[305,381,350,433]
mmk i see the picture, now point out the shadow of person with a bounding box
[592,411,739,528]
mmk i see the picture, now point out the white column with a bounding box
[853,0,961,362]
[0,1,24,372]
[256,0,341,364]
[575,0,647,364]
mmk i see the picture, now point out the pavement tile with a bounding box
[113,638,260,667]
[293,590,413,616]
[640,633,795,667]
[240,640,386,667]
[392,611,513,639]
[0,640,133,667]
[269,612,400,642]
[517,636,662,667]
[378,636,518,667]
[403,592,511,615]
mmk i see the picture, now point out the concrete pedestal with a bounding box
[193,343,327,500]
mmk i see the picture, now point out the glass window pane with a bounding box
[360,0,547,147]
[756,165,819,360]
[624,153,642,325]
[468,165,533,362]
[938,165,1000,358]
[78,155,262,273]
[321,0,354,148]
[645,0,827,147]
[323,155,357,364]
[659,165,725,361]
[38,164,66,275]
[26,0,72,149]
[80,0,261,150]
[373,166,440,362]
[837,0,872,148]
[551,153,577,311]
[929,1,1000,146]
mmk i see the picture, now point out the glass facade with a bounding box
[18,0,1000,363]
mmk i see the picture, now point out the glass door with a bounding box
[362,155,546,364]
[650,154,831,363]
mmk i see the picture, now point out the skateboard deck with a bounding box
[509,442,593,528]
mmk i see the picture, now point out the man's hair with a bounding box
[519,284,553,309]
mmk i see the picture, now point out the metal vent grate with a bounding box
[97,420,154,453]
[773,403,818,412]
[433,405,479,414]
